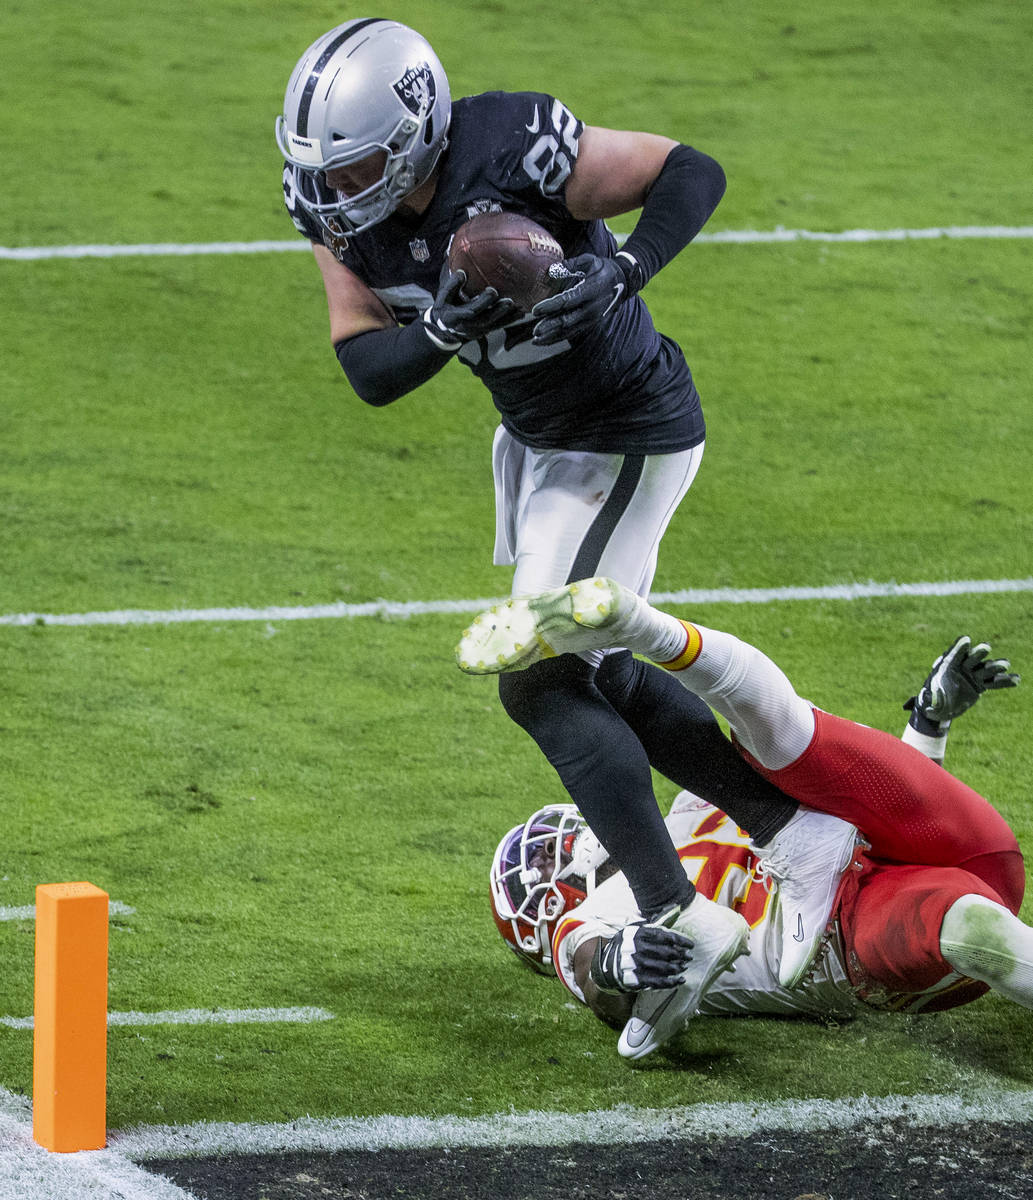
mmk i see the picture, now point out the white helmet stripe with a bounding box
[295,17,389,138]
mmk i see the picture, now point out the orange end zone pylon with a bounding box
[32,882,109,1152]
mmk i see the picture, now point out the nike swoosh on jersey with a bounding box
[525,109,541,134]
[792,912,806,943]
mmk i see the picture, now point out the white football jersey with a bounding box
[553,791,861,1020]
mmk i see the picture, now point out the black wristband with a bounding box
[334,321,453,407]
[906,705,949,739]
[589,938,625,994]
[619,144,726,290]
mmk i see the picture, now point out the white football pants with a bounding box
[492,426,704,628]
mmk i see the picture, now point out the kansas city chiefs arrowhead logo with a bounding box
[393,63,436,116]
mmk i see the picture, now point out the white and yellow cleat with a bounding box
[455,577,633,674]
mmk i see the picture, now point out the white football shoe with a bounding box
[754,808,867,991]
[455,578,632,674]
[940,894,1033,1009]
[617,895,750,1061]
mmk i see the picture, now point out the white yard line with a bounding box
[697,224,1033,243]
[0,1089,199,1200]
[0,901,135,922]
[1,577,1030,630]
[0,1007,334,1031]
[109,1087,1033,1159]
[6,1082,1030,1200]
[0,239,310,260]
[2,225,1032,260]
[658,576,1033,604]
[0,596,499,628]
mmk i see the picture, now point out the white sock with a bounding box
[617,593,690,664]
[940,894,1033,1010]
[655,622,815,769]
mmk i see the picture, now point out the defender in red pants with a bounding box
[462,577,1029,1055]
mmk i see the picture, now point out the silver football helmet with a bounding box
[276,18,451,237]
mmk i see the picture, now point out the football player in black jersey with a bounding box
[277,18,811,995]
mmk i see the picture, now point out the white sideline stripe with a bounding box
[0,1087,199,1200]
[658,576,1033,605]
[0,240,310,260]
[0,900,135,922]
[0,596,499,628]
[1,577,1031,629]
[2,1083,1030,1199]
[110,1088,1033,1159]
[2,225,1033,260]
[699,223,1033,244]
[0,1006,334,1031]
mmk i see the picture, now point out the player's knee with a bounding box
[961,849,1026,915]
[497,654,596,731]
[593,650,639,706]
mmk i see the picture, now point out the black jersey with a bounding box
[284,91,705,455]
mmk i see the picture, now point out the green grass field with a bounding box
[1,0,1031,1137]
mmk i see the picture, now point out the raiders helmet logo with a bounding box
[393,63,436,116]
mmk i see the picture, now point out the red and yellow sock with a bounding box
[657,620,702,671]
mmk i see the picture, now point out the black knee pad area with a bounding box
[496,655,597,732]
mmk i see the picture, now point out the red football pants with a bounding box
[749,710,1025,1002]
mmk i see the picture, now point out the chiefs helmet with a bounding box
[276,18,451,238]
[490,805,603,975]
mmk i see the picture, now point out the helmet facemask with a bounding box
[276,20,451,238]
[489,805,593,974]
[277,105,440,236]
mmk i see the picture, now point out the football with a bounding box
[448,211,565,313]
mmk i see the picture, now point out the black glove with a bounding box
[904,635,1020,727]
[530,254,633,346]
[422,269,517,352]
[589,919,694,994]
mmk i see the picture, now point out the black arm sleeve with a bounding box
[618,144,726,291]
[334,321,454,407]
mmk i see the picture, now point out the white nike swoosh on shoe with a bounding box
[621,991,677,1051]
[621,1018,653,1049]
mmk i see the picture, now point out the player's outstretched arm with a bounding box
[902,636,1020,764]
[531,129,725,346]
